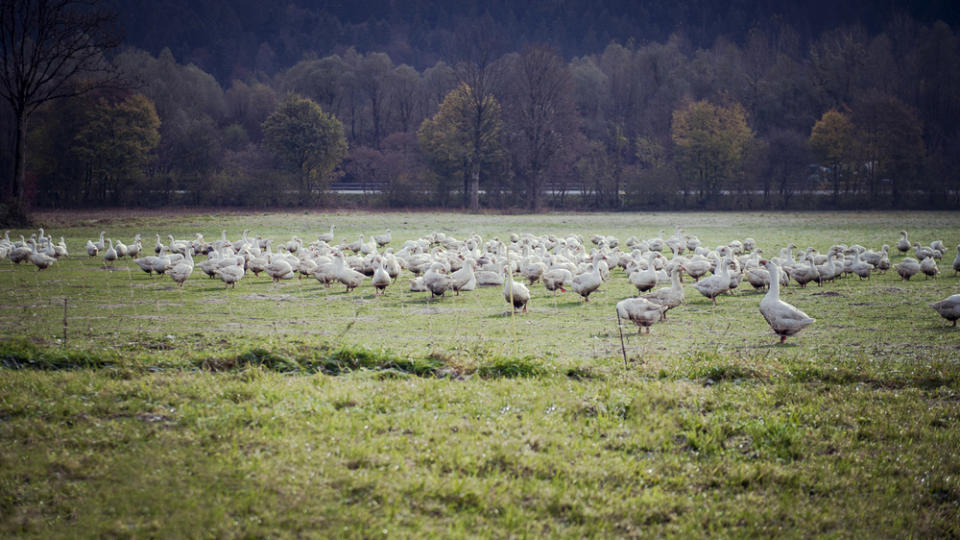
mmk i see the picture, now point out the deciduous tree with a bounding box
[0,0,122,223]
[809,109,855,201]
[417,83,502,209]
[261,95,348,205]
[671,99,753,206]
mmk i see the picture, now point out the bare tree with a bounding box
[1,0,121,223]
[503,45,577,211]
[451,15,505,211]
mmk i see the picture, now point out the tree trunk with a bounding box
[5,110,29,224]
[469,161,480,212]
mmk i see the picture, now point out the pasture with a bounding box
[1,210,959,537]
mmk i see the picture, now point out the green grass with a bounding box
[1,210,959,537]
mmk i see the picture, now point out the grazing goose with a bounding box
[521,257,546,286]
[9,239,31,264]
[641,266,684,320]
[134,255,159,275]
[265,256,295,283]
[914,243,936,261]
[311,259,338,287]
[374,229,392,248]
[930,240,946,259]
[503,268,531,313]
[895,257,921,280]
[896,231,910,254]
[683,256,712,282]
[247,243,270,277]
[953,245,960,276]
[542,267,573,296]
[920,257,939,279]
[28,242,56,270]
[617,298,666,334]
[371,258,392,295]
[571,263,603,302]
[476,261,505,287]
[424,263,453,299]
[215,258,245,288]
[930,295,960,326]
[759,260,815,344]
[114,239,128,258]
[85,239,99,257]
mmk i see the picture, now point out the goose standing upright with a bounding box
[896,231,910,254]
[641,266,684,320]
[333,253,366,292]
[503,267,531,313]
[318,224,335,244]
[759,260,815,344]
[692,256,731,304]
[374,229,392,248]
[371,257,392,295]
[571,263,602,302]
[103,238,118,266]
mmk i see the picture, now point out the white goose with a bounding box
[168,251,195,287]
[449,259,477,295]
[215,258,245,288]
[896,231,910,254]
[641,266,684,320]
[616,298,665,334]
[333,253,366,292]
[371,258,392,295]
[571,263,602,302]
[503,267,531,313]
[85,239,99,257]
[895,257,921,280]
[692,257,731,304]
[103,239,118,266]
[920,256,939,279]
[317,224,335,244]
[931,294,960,327]
[759,260,815,344]
[265,255,295,283]
[542,267,573,296]
[28,241,56,270]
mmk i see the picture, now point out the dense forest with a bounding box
[3,0,960,213]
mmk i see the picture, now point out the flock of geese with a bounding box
[3,226,960,343]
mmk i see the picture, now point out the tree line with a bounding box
[4,9,960,216]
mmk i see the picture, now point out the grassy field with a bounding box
[1,210,959,537]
